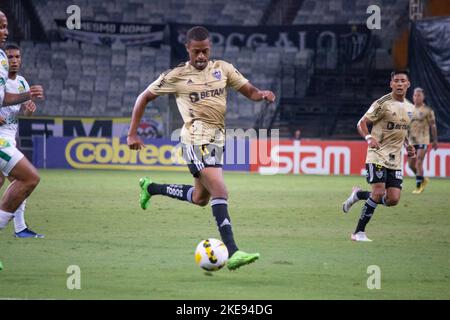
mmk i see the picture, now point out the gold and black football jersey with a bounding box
[408,104,436,145]
[147,60,249,146]
[364,93,415,170]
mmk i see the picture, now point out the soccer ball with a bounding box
[195,238,229,271]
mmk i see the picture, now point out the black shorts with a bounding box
[181,143,224,178]
[365,163,403,189]
[414,144,428,151]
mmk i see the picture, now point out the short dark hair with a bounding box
[391,69,409,79]
[186,26,210,43]
[4,43,20,51]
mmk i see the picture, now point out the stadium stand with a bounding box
[2,0,419,139]
[18,40,171,118]
[32,0,271,33]
[269,0,411,139]
[8,0,273,131]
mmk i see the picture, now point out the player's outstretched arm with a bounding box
[238,82,276,102]
[2,92,31,107]
[2,85,44,107]
[127,89,158,150]
[357,116,380,149]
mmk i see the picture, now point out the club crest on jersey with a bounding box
[212,70,221,80]
[375,170,383,179]
[407,111,413,119]
[1,59,7,71]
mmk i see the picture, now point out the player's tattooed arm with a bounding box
[357,116,380,149]
[127,89,158,150]
[238,82,275,102]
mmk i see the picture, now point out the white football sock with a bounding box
[0,209,14,229]
[13,201,27,233]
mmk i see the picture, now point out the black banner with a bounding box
[170,23,371,65]
[409,17,450,138]
[55,20,165,46]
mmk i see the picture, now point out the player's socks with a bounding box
[355,197,378,233]
[356,190,370,200]
[0,210,14,230]
[13,201,27,233]
[148,183,195,203]
[211,198,238,257]
[416,176,424,188]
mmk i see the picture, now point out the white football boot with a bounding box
[351,231,372,242]
[342,186,361,213]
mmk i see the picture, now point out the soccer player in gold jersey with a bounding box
[408,87,438,194]
[342,70,416,241]
[127,26,275,269]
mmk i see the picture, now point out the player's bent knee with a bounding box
[194,198,209,207]
[192,191,210,207]
[388,199,400,206]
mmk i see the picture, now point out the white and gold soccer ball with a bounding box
[195,238,229,271]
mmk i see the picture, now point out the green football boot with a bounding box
[139,177,153,210]
[227,250,260,271]
[0,260,3,271]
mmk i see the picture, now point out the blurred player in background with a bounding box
[407,87,439,194]
[0,12,43,108]
[0,10,45,270]
[293,128,301,141]
[127,26,275,270]
[0,44,44,238]
[341,70,416,242]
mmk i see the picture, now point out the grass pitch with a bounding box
[0,170,449,299]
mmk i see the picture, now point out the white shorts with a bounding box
[0,138,24,176]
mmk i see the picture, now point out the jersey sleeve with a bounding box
[147,70,177,96]
[21,77,30,92]
[364,100,386,122]
[224,62,249,91]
